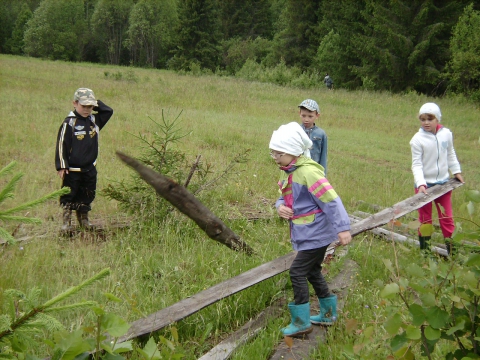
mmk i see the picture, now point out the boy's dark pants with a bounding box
[290,244,331,305]
[60,168,97,212]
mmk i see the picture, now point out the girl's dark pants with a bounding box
[60,168,97,212]
[290,244,331,304]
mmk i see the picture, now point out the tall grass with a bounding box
[0,54,479,358]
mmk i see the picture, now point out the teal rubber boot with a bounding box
[281,302,313,337]
[310,294,337,325]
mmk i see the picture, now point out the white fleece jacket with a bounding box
[410,126,461,188]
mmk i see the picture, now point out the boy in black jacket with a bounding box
[55,88,113,231]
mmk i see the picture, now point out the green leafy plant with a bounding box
[0,161,69,244]
[136,328,185,360]
[376,190,480,359]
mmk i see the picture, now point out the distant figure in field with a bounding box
[409,102,464,255]
[55,88,113,232]
[298,99,328,175]
[269,122,351,338]
[324,73,333,90]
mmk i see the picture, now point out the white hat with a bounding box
[269,122,312,157]
[419,102,442,122]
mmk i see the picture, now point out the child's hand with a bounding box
[337,231,352,246]
[277,204,293,220]
[455,173,465,183]
[417,185,428,194]
[57,169,69,179]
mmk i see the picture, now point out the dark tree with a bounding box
[170,0,222,71]
[219,0,273,40]
[91,0,134,65]
[353,0,472,93]
[315,0,367,89]
[23,0,88,61]
[0,0,37,54]
[267,0,322,68]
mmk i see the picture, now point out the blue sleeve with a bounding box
[319,133,328,175]
[275,196,285,209]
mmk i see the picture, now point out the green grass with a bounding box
[0,54,479,358]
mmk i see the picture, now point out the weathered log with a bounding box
[116,151,254,255]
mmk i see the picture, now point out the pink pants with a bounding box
[415,189,454,238]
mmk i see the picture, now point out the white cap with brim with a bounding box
[269,122,313,157]
[419,102,442,122]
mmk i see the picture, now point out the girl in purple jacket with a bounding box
[269,122,351,338]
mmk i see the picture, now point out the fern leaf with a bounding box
[0,173,23,205]
[0,188,70,215]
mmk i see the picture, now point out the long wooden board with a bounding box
[117,178,463,342]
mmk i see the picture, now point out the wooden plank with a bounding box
[197,306,277,360]
[117,179,463,342]
[349,215,448,257]
[350,178,463,235]
[117,251,297,342]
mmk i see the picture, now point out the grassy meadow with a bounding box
[0,54,479,358]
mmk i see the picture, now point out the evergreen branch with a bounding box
[0,227,15,245]
[0,315,11,333]
[43,301,98,313]
[0,215,42,224]
[42,268,110,308]
[0,269,110,341]
[0,161,17,178]
[0,188,70,215]
[0,173,23,204]
[23,313,64,332]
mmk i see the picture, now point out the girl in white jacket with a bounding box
[409,103,464,254]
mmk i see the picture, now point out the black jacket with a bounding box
[55,100,113,172]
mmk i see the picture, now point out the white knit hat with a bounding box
[419,102,442,122]
[269,122,312,157]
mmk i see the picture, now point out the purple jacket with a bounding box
[275,156,350,251]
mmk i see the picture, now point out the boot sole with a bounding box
[283,326,313,337]
[311,321,335,326]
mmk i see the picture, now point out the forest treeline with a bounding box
[1,0,480,98]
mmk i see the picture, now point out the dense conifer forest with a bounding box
[1,0,480,98]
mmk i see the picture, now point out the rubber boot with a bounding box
[61,208,73,232]
[76,211,93,229]
[310,294,337,325]
[419,236,431,251]
[281,302,313,337]
[445,238,455,256]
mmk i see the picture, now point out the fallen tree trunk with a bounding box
[116,152,254,255]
